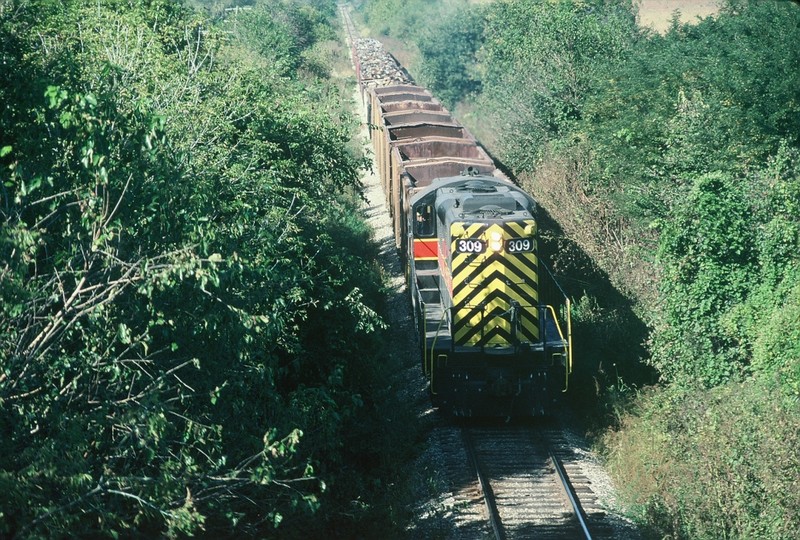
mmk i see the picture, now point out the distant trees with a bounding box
[477,0,638,169]
[416,7,485,108]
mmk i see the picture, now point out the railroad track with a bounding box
[451,423,613,540]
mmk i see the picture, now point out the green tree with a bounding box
[732,143,800,395]
[417,6,485,108]
[477,0,638,170]
[1,0,407,537]
[652,172,756,386]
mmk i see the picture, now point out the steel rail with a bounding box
[461,429,506,540]
[549,447,593,540]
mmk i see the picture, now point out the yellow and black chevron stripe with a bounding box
[451,221,539,347]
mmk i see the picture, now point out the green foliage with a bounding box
[605,382,800,539]
[0,0,414,537]
[651,144,800,391]
[359,0,475,46]
[361,0,419,38]
[749,279,800,395]
[567,291,651,419]
[652,172,756,386]
[416,6,485,108]
[583,0,800,221]
[724,144,800,395]
[477,0,638,170]
[231,0,336,75]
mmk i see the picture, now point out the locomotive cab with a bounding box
[408,174,572,416]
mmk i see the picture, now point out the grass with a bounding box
[603,380,800,539]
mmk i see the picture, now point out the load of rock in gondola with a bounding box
[355,38,413,86]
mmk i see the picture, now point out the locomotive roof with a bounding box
[409,174,538,213]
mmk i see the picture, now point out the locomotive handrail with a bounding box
[566,297,573,386]
[543,303,572,392]
[539,261,570,299]
[538,262,573,391]
[427,306,450,395]
[420,291,430,377]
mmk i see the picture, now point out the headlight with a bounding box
[488,231,503,252]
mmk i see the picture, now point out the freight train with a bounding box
[355,38,573,417]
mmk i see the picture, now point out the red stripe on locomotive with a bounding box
[413,239,438,260]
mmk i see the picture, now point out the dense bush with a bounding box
[605,382,800,539]
[0,0,415,537]
[360,0,438,39]
[416,6,485,108]
[653,145,800,390]
[477,0,638,170]
[652,172,756,386]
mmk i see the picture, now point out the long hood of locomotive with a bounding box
[443,218,540,349]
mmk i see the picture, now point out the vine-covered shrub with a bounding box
[652,172,756,387]
[605,382,800,540]
[0,0,411,537]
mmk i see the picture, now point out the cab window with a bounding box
[415,203,434,237]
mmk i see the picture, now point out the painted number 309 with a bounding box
[506,239,532,253]
[457,239,485,253]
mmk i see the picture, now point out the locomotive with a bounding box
[365,83,572,417]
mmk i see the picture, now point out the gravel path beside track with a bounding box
[353,86,429,409]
